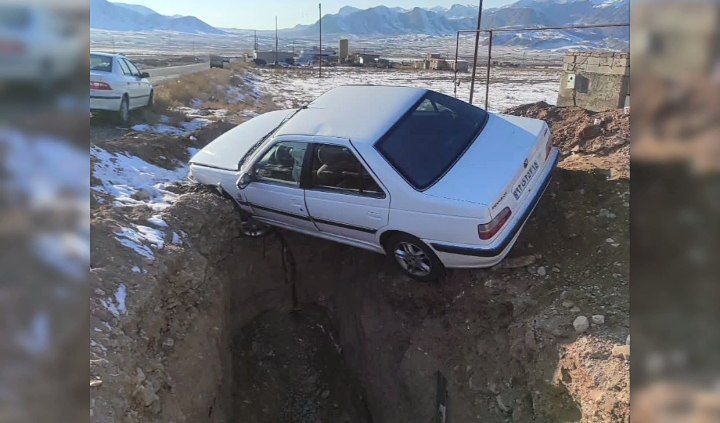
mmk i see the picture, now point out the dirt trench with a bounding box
[90,164,628,422]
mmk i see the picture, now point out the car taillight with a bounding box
[478,207,512,240]
[90,81,112,90]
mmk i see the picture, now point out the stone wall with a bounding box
[557,52,630,112]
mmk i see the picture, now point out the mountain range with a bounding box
[90,0,225,34]
[90,0,628,49]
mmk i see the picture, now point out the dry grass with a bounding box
[145,62,255,124]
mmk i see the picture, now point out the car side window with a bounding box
[310,144,384,198]
[253,141,307,186]
[117,58,132,76]
[123,59,140,76]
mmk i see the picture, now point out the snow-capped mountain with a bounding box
[284,0,628,49]
[90,0,225,34]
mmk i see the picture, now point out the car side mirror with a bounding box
[236,172,253,190]
[139,72,150,78]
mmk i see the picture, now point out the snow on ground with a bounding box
[131,116,213,136]
[101,283,127,318]
[91,146,193,210]
[114,224,165,260]
[253,66,560,113]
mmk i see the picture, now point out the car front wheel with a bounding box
[239,215,272,238]
[386,233,445,282]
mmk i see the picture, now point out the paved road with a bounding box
[146,62,210,83]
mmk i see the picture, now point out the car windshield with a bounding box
[375,91,488,190]
[90,54,113,72]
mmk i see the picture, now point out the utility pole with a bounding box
[275,16,278,65]
[318,3,322,78]
[469,0,483,106]
[254,30,258,52]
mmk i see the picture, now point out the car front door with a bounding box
[303,139,390,247]
[242,140,316,232]
[115,58,138,107]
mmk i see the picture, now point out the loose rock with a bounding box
[591,315,605,325]
[573,316,589,333]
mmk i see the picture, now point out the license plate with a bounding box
[512,160,539,200]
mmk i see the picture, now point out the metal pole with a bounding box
[275,16,278,65]
[469,0,483,105]
[318,3,322,78]
[453,31,460,98]
[485,30,493,110]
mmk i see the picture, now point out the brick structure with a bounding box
[557,52,630,112]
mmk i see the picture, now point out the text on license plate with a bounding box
[512,160,539,200]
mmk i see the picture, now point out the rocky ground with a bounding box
[90,65,629,422]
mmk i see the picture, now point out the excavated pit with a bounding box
[94,167,627,422]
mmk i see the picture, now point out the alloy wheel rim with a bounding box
[394,242,432,277]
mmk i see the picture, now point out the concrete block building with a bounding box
[557,52,630,112]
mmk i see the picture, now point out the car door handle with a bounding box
[367,211,382,219]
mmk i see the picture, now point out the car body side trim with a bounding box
[311,217,377,234]
[90,95,122,99]
[430,151,558,257]
[246,202,311,221]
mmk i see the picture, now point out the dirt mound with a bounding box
[506,102,630,179]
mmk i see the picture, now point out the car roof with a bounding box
[90,52,126,59]
[274,85,427,144]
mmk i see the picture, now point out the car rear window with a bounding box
[375,91,489,190]
[90,54,113,72]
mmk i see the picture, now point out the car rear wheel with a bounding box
[386,233,445,282]
[117,96,129,125]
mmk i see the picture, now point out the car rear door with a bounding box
[242,140,316,232]
[303,138,389,247]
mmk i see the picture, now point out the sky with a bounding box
[110,0,517,30]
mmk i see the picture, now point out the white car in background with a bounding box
[90,52,154,123]
[189,86,559,281]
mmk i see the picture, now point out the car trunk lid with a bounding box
[425,113,550,216]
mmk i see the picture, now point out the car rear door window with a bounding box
[253,141,307,186]
[309,144,384,198]
[117,58,132,76]
[123,59,140,76]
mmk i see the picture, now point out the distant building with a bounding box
[347,53,381,67]
[556,52,630,112]
[339,39,349,63]
[634,2,720,79]
[413,55,468,72]
[297,46,337,65]
[253,50,294,65]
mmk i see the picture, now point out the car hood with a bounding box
[189,108,297,171]
[424,113,546,207]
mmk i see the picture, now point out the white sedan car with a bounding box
[190,86,559,281]
[90,52,153,123]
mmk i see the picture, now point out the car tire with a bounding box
[386,233,445,282]
[239,214,272,238]
[146,90,154,108]
[117,96,129,125]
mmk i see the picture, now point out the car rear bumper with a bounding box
[425,148,560,268]
[90,92,122,111]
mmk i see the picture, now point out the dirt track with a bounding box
[89,65,629,422]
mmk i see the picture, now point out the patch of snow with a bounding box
[131,266,142,273]
[147,215,168,227]
[91,146,192,210]
[114,224,164,259]
[190,98,204,108]
[101,283,127,317]
[171,231,183,245]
